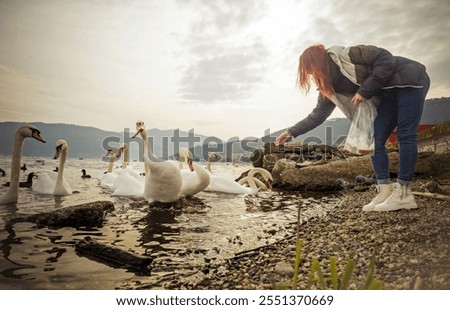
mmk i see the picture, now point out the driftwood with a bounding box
[412,192,450,202]
[75,236,152,271]
[271,152,450,191]
[7,200,114,228]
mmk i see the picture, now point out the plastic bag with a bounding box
[344,99,378,154]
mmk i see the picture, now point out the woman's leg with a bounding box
[371,92,398,184]
[395,87,425,184]
[362,92,398,211]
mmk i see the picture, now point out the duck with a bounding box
[3,172,35,188]
[132,121,182,203]
[81,169,91,179]
[178,148,210,197]
[33,139,72,196]
[0,124,46,205]
[20,163,27,172]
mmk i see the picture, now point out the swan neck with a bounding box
[141,132,159,168]
[122,147,129,169]
[9,132,25,190]
[57,148,67,182]
[108,155,115,173]
[247,169,258,190]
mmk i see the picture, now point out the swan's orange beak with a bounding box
[267,180,273,190]
[187,158,194,172]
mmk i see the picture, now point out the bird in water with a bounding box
[0,124,46,205]
[132,120,182,203]
[3,172,35,188]
[20,164,27,172]
[81,169,91,179]
[32,139,72,196]
[0,168,5,177]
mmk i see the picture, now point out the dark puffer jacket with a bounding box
[287,45,429,138]
[329,45,427,99]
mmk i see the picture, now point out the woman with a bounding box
[275,44,430,212]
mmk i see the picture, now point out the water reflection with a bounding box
[0,156,338,289]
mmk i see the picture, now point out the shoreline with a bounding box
[170,181,449,290]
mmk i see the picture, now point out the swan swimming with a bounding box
[132,121,182,203]
[104,143,145,197]
[179,148,210,197]
[0,124,46,205]
[100,149,119,190]
[206,163,272,195]
[33,139,72,196]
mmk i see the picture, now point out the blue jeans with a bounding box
[372,73,430,185]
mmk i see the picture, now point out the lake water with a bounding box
[0,155,337,289]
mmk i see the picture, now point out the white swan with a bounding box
[238,168,273,193]
[117,143,129,169]
[111,167,145,197]
[206,166,272,195]
[132,121,182,203]
[179,148,210,197]
[111,144,145,197]
[33,139,72,196]
[0,124,46,205]
[206,152,220,173]
[100,149,118,190]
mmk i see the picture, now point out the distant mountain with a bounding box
[1,97,448,160]
[0,122,223,160]
[420,97,450,124]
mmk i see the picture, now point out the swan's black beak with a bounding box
[54,144,62,160]
[131,128,144,139]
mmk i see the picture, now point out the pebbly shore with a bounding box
[166,179,449,290]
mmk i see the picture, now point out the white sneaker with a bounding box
[362,184,393,212]
[374,182,418,212]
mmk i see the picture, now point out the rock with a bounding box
[263,154,278,171]
[271,159,296,185]
[7,200,114,228]
[250,149,264,168]
[274,261,293,277]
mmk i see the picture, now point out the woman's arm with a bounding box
[287,95,336,138]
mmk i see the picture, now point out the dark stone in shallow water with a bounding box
[7,200,114,228]
[75,236,152,271]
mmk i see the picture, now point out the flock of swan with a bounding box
[0,122,273,206]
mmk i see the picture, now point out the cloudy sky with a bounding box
[1,0,449,140]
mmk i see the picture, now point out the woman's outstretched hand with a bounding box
[351,93,365,105]
[275,130,293,146]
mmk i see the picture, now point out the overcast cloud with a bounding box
[0,0,449,139]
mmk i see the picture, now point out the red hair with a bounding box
[297,44,333,98]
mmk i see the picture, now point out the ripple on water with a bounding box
[0,156,338,289]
